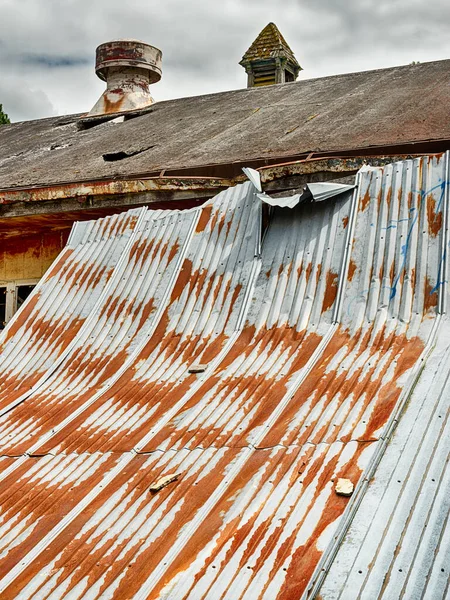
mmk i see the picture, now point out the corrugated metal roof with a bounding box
[310,158,450,599]
[0,155,448,598]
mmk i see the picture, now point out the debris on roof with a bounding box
[335,478,354,497]
[149,473,179,493]
[188,364,207,374]
[0,154,448,598]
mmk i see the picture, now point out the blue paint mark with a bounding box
[390,180,447,301]
[431,248,447,295]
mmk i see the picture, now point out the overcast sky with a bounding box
[1,0,450,122]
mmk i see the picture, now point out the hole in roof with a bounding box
[103,146,156,162]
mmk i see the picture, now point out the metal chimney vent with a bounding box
[87,40,162,117]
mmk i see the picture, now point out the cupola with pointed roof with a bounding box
[239,22,301,87]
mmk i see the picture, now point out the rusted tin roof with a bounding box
[0,154,448,598]
[2,60,450,190]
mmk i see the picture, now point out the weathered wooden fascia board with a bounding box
[0,155,431,219]
[0,189,215,219]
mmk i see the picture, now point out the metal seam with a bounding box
[333,175,361,324]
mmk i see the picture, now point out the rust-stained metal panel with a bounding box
[0,183,259,456]
[0,158,448,599]
[0,208,144,413]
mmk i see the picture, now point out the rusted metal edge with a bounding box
[258,155,440,182]
[0,177,235,205]
[0,155,434,206]
[303,150,450,600]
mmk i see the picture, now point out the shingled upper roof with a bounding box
[240,22,300,66]
[1,59,450,190]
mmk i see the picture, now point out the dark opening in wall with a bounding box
[0,287,6,329]
[16,285,35,311]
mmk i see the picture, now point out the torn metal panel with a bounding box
[256,182,355,208]
[0,157,448,599]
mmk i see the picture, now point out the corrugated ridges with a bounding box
[0,203,199,455]
[140,191,352,453]
[0,209,143,412]
[314,157,450,600]
[0,182,260,456]
[318,339,450,599]
[261,155,445,450]
[0,157,448,599]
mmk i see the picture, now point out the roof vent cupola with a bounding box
[87,39,162,117]
[239,23,301,88]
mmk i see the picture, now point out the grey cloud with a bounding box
[20,55,90,68]
[1,0,450,121]
[0,76,55,122]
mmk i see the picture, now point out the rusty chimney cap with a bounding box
[95,40,162,84]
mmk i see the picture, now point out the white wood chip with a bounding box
[335,478,354,497]
[149,474,179,493]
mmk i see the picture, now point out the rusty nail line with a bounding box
[0,208,149,422]
[438,151,450,315]
[132,178,361,599]
[333,176,361,324]
[304,152,450,599]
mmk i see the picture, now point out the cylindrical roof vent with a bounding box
[87,39,162,117]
